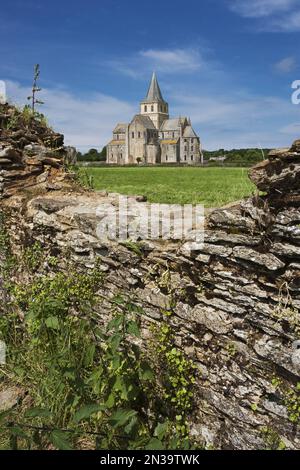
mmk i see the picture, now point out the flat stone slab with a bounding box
[0,386,22,412]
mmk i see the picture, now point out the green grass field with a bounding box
[86,167,255,207]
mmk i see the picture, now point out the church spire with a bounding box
[144,72,165,102]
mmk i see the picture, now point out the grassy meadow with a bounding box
[85,167,255,208]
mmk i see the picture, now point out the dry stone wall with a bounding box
[1,118,300,448]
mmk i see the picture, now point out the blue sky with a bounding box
[1,0,300,150]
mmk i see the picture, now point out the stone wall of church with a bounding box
[128,121,148,163]
[180,138,200,164]
[107,143,125,165]
[145,144,160,164]
[161,143,179,163]
[140,101,169,129]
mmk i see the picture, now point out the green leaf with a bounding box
[8,425,29,440]
[127,320,140,338]
[107,315,123,332]
[24,407,51,419]
[154,421,169,440]
[111,354,121,371]
[73,404,105,423]
[50,430,73,450]
[105,393,115,409]
[250,403,258,412]
[139,361,154,381]
[145,437,165,450]
[84,344,96,367]
[109,409,138,428]
[108,333,122,352]
[45,316,60,330]
[124,416,138,435]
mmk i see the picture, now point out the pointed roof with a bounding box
[131,114,156,129]
[143,72,165,103]
[183,125,198,138]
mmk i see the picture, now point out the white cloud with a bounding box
[280,122,300,134]
[4,79,300,152]
[274,56,296,72]
[171,90,300,149]
[140,49,203,72]
[271,10,300,31]
[229,0,297,18]
[5,80,136,151]
[108,47,209,78]
[229,0,300,32]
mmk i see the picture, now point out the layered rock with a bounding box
[1,135,300,449]
[0,103,73,198]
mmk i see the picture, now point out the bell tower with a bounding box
[140,72,169,129]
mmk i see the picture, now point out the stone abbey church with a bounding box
[107,73,203,165]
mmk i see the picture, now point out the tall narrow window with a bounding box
[144,105,147,112]
[184,155,186,161]
[138,131,141,138]
[166,155,168,161]
[132,132,134,138]
[120,154,122,159]
[151,105,154,112]
[191,155,193,161]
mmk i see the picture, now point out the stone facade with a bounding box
[107,73,203,165]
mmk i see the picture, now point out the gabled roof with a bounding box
[113,123,127,133]
[143,72,165,103]
[183,125,198,138]
[160,117,187,131]
[131,114,156,129]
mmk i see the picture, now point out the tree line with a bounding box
[203,148,271,164]
[77,147,107,162]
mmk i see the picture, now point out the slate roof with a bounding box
[143,72,165,103]
[132,114,156,129]
[183,126,198,138]
[113,123,127,133]
[160,118,186,131]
